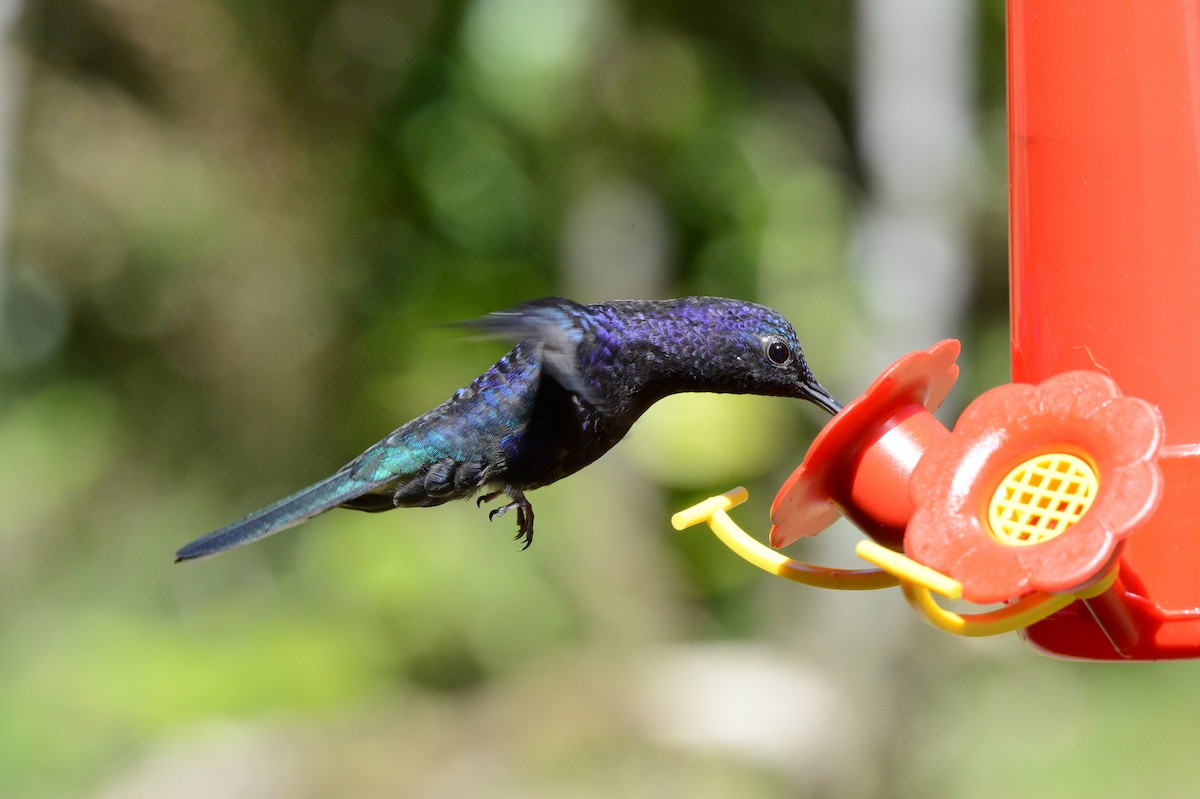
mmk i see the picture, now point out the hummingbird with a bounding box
[174,296,841,561]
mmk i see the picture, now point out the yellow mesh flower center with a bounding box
[987,453,1098,546]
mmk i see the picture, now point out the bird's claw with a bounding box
[477,490,503,509]
[479,491,535,549]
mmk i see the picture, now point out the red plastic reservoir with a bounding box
[1009,0,1200,658]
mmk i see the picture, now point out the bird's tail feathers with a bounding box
[174,471,377,562]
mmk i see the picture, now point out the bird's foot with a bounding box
[479,490,535,550]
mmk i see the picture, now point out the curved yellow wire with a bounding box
[671,488,900,591]
[671,489,1119,637]
[856,540,1119,636]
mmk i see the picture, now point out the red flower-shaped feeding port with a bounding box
[905,370,1164,605]
[770,340,961,550]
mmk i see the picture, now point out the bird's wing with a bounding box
[459,297,605,408]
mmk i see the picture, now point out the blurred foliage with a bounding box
[4,1,1199,798]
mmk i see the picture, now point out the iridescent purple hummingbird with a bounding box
[175,296,840,561]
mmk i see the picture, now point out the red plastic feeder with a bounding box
[766,347,1165,651]
[679,0,1200,660]
[1008,1,1200,659]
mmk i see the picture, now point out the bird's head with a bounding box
[703,299,842,415]
[620,297,842,416]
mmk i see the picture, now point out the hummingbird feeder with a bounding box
[673,0,1200,660]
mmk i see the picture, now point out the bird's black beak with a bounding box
[802,380,842,415]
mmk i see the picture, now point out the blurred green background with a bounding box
[4,1,1200,797]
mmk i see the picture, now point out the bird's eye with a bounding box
[766,340,791,365]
